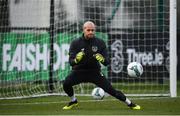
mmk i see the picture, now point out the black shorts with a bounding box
[64,70,112,92]
[63,70,126,101]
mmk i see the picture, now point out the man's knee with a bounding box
[63,79,71,89]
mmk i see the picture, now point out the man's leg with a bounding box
[62,71,80,110]
[92,72,141,110]
[63,72,76,97]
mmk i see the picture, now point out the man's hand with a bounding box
[94,53,105,63]
[74,51,85,64]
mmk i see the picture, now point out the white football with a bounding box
[127,62,143,78]
[91,87,105,100]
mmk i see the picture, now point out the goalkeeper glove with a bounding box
[74,51,85,64]
[94,53,105,63]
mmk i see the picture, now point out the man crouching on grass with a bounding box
[62,21,141,110]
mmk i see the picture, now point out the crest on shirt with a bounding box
[92,46,98,52]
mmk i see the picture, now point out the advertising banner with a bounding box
[0,32,108,81]
[109,33,169,81]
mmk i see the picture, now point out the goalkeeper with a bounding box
[63,21,141,110]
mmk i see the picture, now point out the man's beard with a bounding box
[86,34,94,39]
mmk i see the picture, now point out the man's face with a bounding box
[83,24,95,40]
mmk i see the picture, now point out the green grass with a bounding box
[0,96,180,115]
[0,81,179,115]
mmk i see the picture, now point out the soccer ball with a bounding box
[91,87,105,100]
[127,62,143,78]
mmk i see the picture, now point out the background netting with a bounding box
[0,0,171,99]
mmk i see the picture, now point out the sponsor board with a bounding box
[0,33,108,81]
[109,33,169,79]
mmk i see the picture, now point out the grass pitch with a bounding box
[0,96,180,115]
[0,81,180,115]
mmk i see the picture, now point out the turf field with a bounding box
[0,82,180,115]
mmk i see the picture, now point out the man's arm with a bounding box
[69,40,85,66]
[94,40,109,66]
[100,41,109,66]
[69,40,77,66]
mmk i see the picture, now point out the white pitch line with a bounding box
[0,96,178,106]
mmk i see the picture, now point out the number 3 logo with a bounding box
[111,40,124,73]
